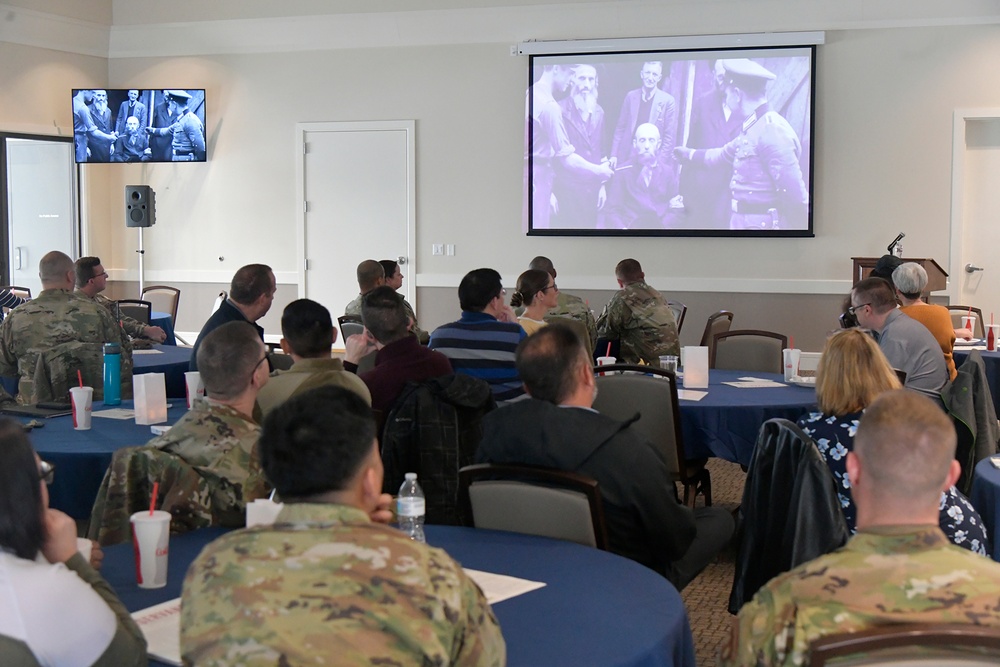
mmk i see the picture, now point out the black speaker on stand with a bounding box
[125,185,156,296]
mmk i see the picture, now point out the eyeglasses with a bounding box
[39,460,55,485]
[847,303,870,315]
[540,283,559,293]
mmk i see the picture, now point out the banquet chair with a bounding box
[140,285,180,322]
[711,329,787,374]
[338,315,365,342]
[211,290,228,314]
[592,363,710,507]
[115,299,152,325]
[458,462,609,549]
[0,285,31,300]
[265,342,294,371]
[948,305,986,338]
[699,310,734,359]
[729,418,848,613]
[808,623,1000,666]
[667,300,687,333]
[544,315,593,354]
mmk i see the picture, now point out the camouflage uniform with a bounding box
[181,503,506,666]
[596,280,679,364]
[344,293,363,317]
[75,289,150,339]
[346,293,429,344]
[549,292,597,352]
[723,526,1000,667]
[0,288,133,403]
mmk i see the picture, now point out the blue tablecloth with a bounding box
[954,347,1000,416]
[27,400,188,520]
[970,457,1000,562]
[105,525,695,667]
[150,311,177,346]
[679,369,817,467]
[135,344,191,398]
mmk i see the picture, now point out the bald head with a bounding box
[529,256,556,279]
[356,260,385,294]
[39,251,75,290]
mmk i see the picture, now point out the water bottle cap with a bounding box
[404,472,417,481]
[103,343,121,354]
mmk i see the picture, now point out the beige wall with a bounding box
[3,8,1000,348]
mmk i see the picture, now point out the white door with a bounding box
[297,121,415,331]
[5,138,77,295]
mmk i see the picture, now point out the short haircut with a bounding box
[528,256,556,278]
[378,259,399,281]
[280,299,333,358]
[851,277,897,315]
[458,268,503,312]
[615,258,643,284]
[39,251,73,284]
[869,254,903,282]
[260,385,377,499]
[854,390,956,502]
[196,321,264,400]
[229,264,273,305]
[361,286,409,345]
[356,260,384,293]
[75,256,102,288]
[516,324,586,404]
[510,269,550,309]
[892,262,927,300]
[0,419,45,559]
[816,329,901,415]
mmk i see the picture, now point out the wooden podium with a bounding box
[851,257,948,298]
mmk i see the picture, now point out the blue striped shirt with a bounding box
[429,311,527,402]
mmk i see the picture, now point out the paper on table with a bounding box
[677,389,708,401]
[132,598,182,666]
[92,408,136,420]
[463,568,546,605]
[723,379,786,388]
[132,349,165,355]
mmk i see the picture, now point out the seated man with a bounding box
[256,299,371,415]
[111,115,151,163]
[599,123,677,230]
[724,390,1000,666]
[379,259,428,343]
[190,263,275,371]
[526,256,597,351]
[476,324,734,590]
[0,251,132,403]
[74,256,167,342]
[849,277,949,398]
[596,258,679,364]
[344,286,452,417]
[344,259,384,317]
[181,385,506,665]
[429,268,527,403]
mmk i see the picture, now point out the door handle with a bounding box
[966,264,985,273]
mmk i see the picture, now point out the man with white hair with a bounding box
[89,90,115,163]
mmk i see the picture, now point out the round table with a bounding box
[679,369,817,466]
[970,457,1000,562]
[135,344,192,398]
[105,525,696,667]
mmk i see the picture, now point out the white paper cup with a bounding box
[783,349,801,382]
[596,356,616,376]
[988,324,1000,352]
[184,371,204,409]
[130,510,170,589]
[963,315,977,335]
[246,499,285,527]
[69,386,93,430]
[659,355,678,374]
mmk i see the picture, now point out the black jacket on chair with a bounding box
[729,418,849,614]
[943,350,1000,494]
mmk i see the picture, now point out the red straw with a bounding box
[149,482,159,516]
[789,336,794,350]
[968,306,973,318]
[77,370,83,388]
[605,341,612,357]
[992,313,995,326]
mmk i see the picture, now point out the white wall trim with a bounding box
[0,3,109,58]
[415,272,854,295]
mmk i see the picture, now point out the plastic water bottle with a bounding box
[397,473,426,543]
[103,342,121,406]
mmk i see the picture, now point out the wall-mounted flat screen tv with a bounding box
[71,89,207,164]
[526,46,815,237]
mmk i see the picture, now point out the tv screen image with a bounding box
[526,46,815,237]
[71,88,207,164]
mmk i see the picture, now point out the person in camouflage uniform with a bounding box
[379,258,429,343]
[181,385,506,666]
[89,321,269,544]
[723,390,1000,667]
[74,256,167,342]
[526,256,597,351]
[0,250,133,403]
[595,258,679,364]
[343,259,385,317]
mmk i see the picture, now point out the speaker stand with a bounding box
[136,227,146,297]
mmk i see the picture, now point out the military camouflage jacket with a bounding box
[723,526,1000,667]
[596,280,679,364]
[76,290,149,340]
[181,503,506,666]
[0,288,133,403]
[551,292,597,351]
[344,293,363,318]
